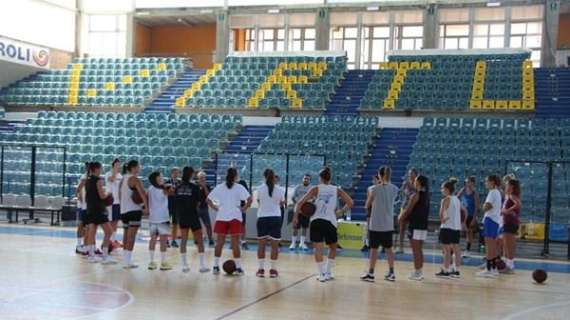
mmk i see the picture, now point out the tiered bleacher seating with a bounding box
[256,116,378,189]
[0,57,186,107]
[0,111,241,196]
[408,117,570,224]
[359,51,533,112]
[178,54,347,110]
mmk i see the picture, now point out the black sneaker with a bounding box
[450,271,461,279]
[384,272,396,282]
[235,268,245,276]
[241,242,249,250]
[208,240,215,246]
[171,241,179,248]
[435,270,450,278]
[212,266,220,275]
[360,245,369,252]
[360,273,375,282]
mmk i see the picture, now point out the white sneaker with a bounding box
[408,271,424,281]
[300,243,309,251]
[317,273,327,282]
[476,269,498,278]
[325,272,334,281]
[101,256,117,265]
[182,265,190,273]
[87,256,101,263]
[289,243,297,250]
[199,266,210,273]
[122,263,138,269]
[461,252,470,259]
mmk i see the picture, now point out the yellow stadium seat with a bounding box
[157,63,167,72]
[379,62,389,69]
[388,62,398,69]
[104,82,115,91]
[508,100,521,110]
[86,89,97,97]
[139,69,150,77]
[292,98,303,109]
[298,63,307,70]
[470,99,482,110]
[299,75,308,84]
[495,100,508,110]
[388,90,399,100]
[410,62,420,70]
[383,99,395,109]
[399,62,409,70]
[522,99,535,110]
[483,100,495,110]
[248,98,259,108]
[122,76,133,84]
[175,97,185,108]
[288,63,298,70]
[420,61,431,69]
[278,62,288,69]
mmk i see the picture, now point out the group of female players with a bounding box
[75,158,520,283]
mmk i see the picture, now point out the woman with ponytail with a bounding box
[436,178,466,279]
[294,167,353,283]
[399,175,430,281]
[175,166,209,273]
[207,167,252,276]
[255,169,286,278]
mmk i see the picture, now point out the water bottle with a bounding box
[345,209,352,221]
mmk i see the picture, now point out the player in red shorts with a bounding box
[207,167,252,275]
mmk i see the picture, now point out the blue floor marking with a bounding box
[1,225,569,274]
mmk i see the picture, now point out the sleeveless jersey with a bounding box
[460,190,476,217]
[311,184,339,227]
[441,196,462,231]
[120,173,142,213]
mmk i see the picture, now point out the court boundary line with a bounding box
[214,273,315,320]
[501,300,570,320]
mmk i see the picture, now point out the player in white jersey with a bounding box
[147,171,173,271]
[75,162,90,255]
[294,167,353,282]
[255,169,286,278]
[118,160,149,269]
[105,158,122,251]
[436,178,466,279]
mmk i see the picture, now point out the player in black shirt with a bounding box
[175,166,209,273]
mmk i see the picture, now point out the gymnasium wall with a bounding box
[135,23,216,69]
[558,13,570,49]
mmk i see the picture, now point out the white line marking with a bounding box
[502,300,570,320]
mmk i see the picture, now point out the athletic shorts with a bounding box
[214,219,243,236]
[294,214,310,229]
[169,210,177,224]
[310,219,338,245]
[483,217,500,239]
[198,207,211,227]
[77,209,87,225]
[369,230,393,249]
[178,212,202,232]
[439,228,460,245]
[121,210,143,228]
[502,223,519,234]
[149,222,170,236]
[257,216,282,240]
[84,212,109,225]
[408,228,427,241]
[107,204,120,222]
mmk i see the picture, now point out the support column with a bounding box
[126,12,135,57]
[74,0,83,57]
[315,7,330,51]
[423,3,438,49]
[542,0,560,67]
[215,10,230,64]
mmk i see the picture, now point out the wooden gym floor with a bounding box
[0,224,569,320]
